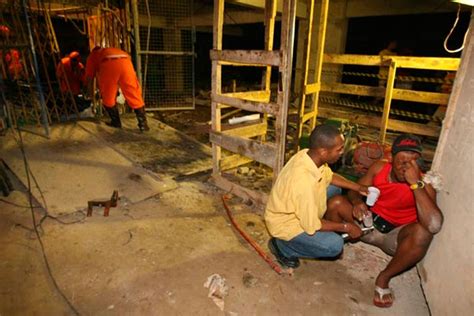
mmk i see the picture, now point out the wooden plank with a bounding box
[393,57,460,71]
[209,131,277,167]
[320,82,384,97]
[223,121,267,138]
[320,82,449,104]
[392,89,450,105]
[324,54,460,71]
[324,54,387,66]
[274,0,297,177]
[220,154,253,171]
[221,90,270,102]
[380,61,397,143]
[212,93,279,115]
[318,107,440,137]
[228,0,307,18]
[210,49,281,67]
[211,174,268,205]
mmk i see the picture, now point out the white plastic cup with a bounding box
[362,212,373,227]
[366,186,380,207]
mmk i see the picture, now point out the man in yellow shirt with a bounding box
[265,124,368,268]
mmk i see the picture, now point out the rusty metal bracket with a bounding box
[87,190,119,217]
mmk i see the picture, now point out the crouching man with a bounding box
[326,134,443,308]
[265,124,368,270]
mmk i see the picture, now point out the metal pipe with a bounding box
[138,50,196,56]
[131,0,142,85]
[22,0,49,137]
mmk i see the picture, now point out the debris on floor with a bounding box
[204,273,229,311]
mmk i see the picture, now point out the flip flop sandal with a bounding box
[373,286,394,308]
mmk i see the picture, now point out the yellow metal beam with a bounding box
[380,61,397,143]
[324,54,460,71]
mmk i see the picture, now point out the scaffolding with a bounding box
[210,0,297,205]
[294,0,461,145]
[132,0,195,110]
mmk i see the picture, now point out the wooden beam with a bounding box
[392,89,450,105]
[274,0,297,177]
[210,49,281,67]
[212,93,278,115]
[320,82,449,105]
[220,154,254,171]
[227,0,307,18]
[211,174,268,205]
[320,82,384,97]
[210,131,277,167]
[222,90,270,102]
[223,121,267,138]
[318,107,440,137]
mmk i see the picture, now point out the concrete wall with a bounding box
[420,12,474,315]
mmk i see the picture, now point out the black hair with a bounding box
[309,124,342,149]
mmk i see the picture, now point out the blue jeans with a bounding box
[275,184,344,259]
[327,184,342,199]
[275,231,344,259]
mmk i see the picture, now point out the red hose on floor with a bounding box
[221,195,284,275]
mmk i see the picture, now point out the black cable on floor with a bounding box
[16,127,80,315]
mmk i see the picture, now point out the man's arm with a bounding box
[319,219,362,239]
[331,173,368,195]
[347,160,385,220]
[405,160,443,234]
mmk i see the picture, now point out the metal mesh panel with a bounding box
[137,0,195,110]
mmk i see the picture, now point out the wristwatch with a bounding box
[410,180,425,190]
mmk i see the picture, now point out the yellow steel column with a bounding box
[308,0,329,130]
[379,60,397,143]
[212,0,224,175]
[295,0,315,149]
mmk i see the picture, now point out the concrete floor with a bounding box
[0,120,430,315]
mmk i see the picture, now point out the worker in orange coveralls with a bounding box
[56,51,90,112]
[1,25,24,81]
[4,49,24,80]
[56,51,85,95]
[84,47,149,131]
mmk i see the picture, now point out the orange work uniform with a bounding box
[56,56,85,95]
[85,47,144,109]
[4,49,24,80]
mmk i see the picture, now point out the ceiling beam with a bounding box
[228,0,307,18]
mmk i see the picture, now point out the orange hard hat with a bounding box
[69,51,81,60]
[0,25,11,36]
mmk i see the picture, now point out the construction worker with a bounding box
[84,47,149,132]
[56,51,85,95]
[56,51,89,111]
[1,25,24,81]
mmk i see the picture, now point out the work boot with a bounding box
[134,107,150,132]
[104,106,122,128]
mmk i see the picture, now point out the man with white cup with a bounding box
[325,134,443,308]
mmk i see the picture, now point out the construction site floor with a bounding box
[0,118,429,315]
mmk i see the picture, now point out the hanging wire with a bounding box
[443,4,470,53]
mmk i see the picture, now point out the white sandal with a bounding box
[373,286,394,308]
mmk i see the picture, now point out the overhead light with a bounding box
[451,0,474,6]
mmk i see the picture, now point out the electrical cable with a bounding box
[443,4,470,53]
[0,198,42,208]
[16,127,80,315]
